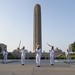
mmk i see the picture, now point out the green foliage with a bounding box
[56,53,66,59]
[0,47,2,53]
[8,54,15,59]
[55,53,75,59]
[72,42,75,52]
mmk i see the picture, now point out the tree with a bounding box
[56,47,58,50]
[0,47,2,53]
[72,42,75,52]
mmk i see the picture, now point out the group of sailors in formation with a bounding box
[2,48,8,64]
[2,45,70,67]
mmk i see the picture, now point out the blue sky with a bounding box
[0,0,75,52]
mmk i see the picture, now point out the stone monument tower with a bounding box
[33,4,42,51]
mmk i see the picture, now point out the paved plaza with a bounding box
[0,60,75,75]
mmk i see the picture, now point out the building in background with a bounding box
[0,43,7,53]
[69,44,72,52]
[69,42,75,52]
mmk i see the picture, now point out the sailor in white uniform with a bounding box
[3,49,8,64]
[20,46,27,65]
[49,46,54,65]
[36,45,42,67]
[65,49,70,63]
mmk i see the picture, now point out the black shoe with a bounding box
[22,64,24,66]
[37,65,40,67]
[51,64,54,65]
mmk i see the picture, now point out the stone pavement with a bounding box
[0,60,75,75]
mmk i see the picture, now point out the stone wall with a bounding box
[12,50,63,59]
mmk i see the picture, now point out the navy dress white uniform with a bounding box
[65,49,70,63]
[20,46,26,65]
[3,50,8,64]
[49,46,54,65]
[36,47,42,67]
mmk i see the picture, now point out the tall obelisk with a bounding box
[33,4,42,51]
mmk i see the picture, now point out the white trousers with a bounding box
[50,55,54,64]
[36,55,41,66]
[66,54,70,62]
[3,55,8,63]
[21,56,25,64]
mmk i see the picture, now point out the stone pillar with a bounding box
[33,4,42,51]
